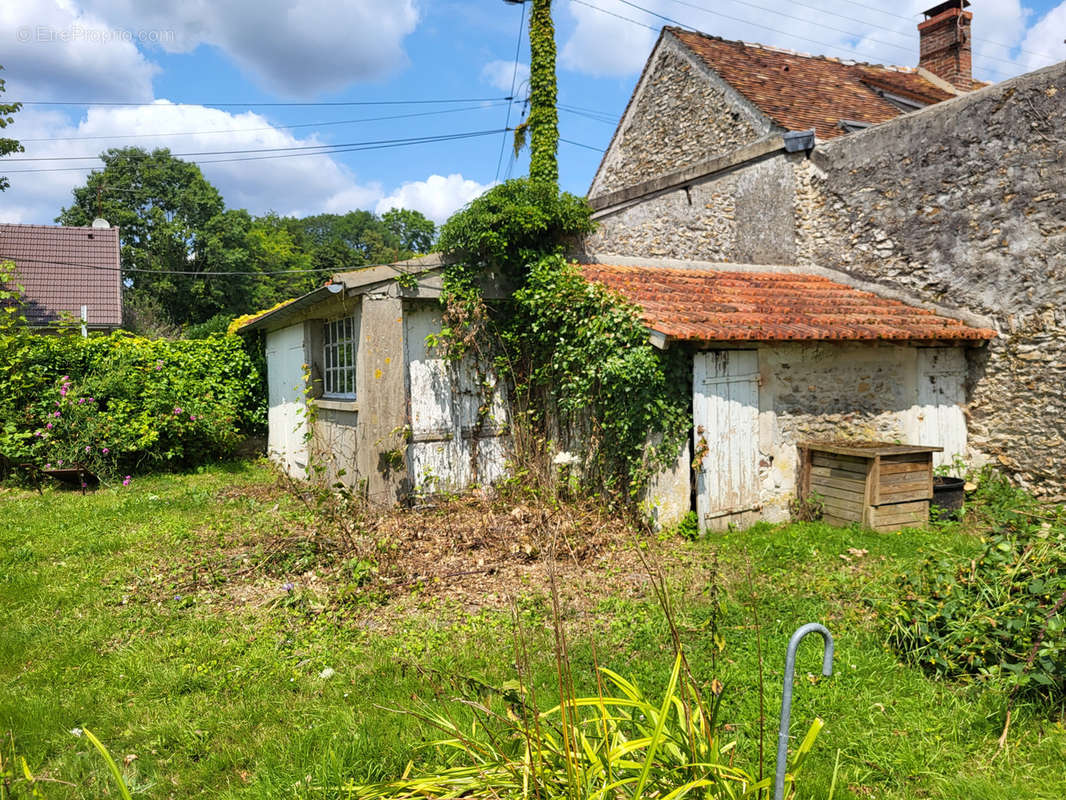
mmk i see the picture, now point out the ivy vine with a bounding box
[436,179,690,504]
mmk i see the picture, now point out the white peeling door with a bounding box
[265,324,309,478]
[694,350,760,530]
[916,348,967,469]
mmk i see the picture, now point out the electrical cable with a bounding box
[4,129,509,163]
[2,129,507,173]
[18,102,511,144]
[495,1,527,182]
[17,96,513,108]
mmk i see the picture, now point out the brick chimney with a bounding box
[918,1,973,90]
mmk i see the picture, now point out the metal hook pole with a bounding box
[774,623,833,800]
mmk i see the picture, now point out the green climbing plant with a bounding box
[436,179,689,504]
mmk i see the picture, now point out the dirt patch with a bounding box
[123,481,686,622]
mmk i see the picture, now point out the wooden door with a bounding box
[693,350,760,530]
[916,348,967,469]
[265,323,309,478]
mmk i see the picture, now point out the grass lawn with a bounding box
[1,461,1063,798]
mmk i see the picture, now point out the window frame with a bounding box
[321,311,359,400]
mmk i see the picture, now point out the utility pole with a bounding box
[505,0,558,190]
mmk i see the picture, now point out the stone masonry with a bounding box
[589,61,1066,498]
[590,32,771,197]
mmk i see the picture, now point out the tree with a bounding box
[382,207,436,254]
[0,65,24,192]
[57,147,228,325]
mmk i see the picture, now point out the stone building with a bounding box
[581,0,1066,520]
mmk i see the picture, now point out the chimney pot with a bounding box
[918,1,973,91]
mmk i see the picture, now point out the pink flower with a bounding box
[78,398,86,404]
[88,397,94,403]
[190,415,197,421]
[84,446,91,453]
[44,463,52,469]
[46,422,53,430]
[173,407,183,414]
[57,460,64,466]
[60,386,68,397]
[122,475,132,486]
[53,411,61,418]
[61,375,69,381]
[102,447,109,454]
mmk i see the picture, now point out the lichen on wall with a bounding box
[591,34,769,197]
[799,62,1066,497]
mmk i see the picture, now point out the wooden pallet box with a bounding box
[797,442,941,532]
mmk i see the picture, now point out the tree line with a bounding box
[55,147,436,334]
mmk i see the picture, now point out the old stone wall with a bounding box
[755,342,920,520]
[800,62,1066,497]
[590,34,771,198]
[587,153,798,263]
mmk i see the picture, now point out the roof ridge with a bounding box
[665,25,917,75]
[0,222,116,233]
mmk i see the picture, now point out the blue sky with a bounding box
[2,1,1064,226]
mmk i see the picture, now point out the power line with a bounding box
[2,129,508,174]
[11,254,329,277]
[665,0,1034,73]
[830,0,1061,61]
[570,0,658,31]
[18,102,511,144]
[495,1,527,182]
[560,136,605,152]
[5,129,509,163]
[18,96,513,108]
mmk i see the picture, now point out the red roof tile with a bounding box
[0,223,123,328]
[581,264,996,343]
[670,28,958,141]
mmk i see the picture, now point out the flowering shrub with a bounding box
[0,331,263,478]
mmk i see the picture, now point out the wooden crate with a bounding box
[798,442,940,532]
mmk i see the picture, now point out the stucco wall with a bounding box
[799,62,1066,497]
[590,34,772,198]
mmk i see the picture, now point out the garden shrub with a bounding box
[887,470,1066,704]
[0,331,263,478]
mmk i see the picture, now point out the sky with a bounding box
[1,0,1064,227]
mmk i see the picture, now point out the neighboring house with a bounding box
[239,255,510,506]
[0,222,123,332]
[582,0,1066,521]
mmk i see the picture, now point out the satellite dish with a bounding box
[91,218,110,229]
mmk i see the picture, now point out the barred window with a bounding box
[323,314,358,399]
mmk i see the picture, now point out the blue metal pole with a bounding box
[774,623,833,800]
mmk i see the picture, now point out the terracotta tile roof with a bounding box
[581,264,996,343]
[0,223,123,328]
[670,28,958,141]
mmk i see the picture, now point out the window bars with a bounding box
[323,314,358,398]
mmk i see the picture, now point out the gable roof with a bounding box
[0,223,123,328]
[581,263,996,343]
[669,28,958,141]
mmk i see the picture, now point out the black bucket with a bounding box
[932,476,965,521]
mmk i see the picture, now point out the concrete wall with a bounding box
[588,61,1066,498]
[590,32,772,198]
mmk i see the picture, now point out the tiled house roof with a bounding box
[670,28,958,140]
[0,223,123,328]
[581,264,996,343]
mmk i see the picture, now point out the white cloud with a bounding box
[560,0,659,77]
[481,59,530,93]
[0,103,489,226]
[0,0,159,101]
[1018,2,1066,72]
[557,0,1047,84]
[80,0,420,96]
[376,174,493,224]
